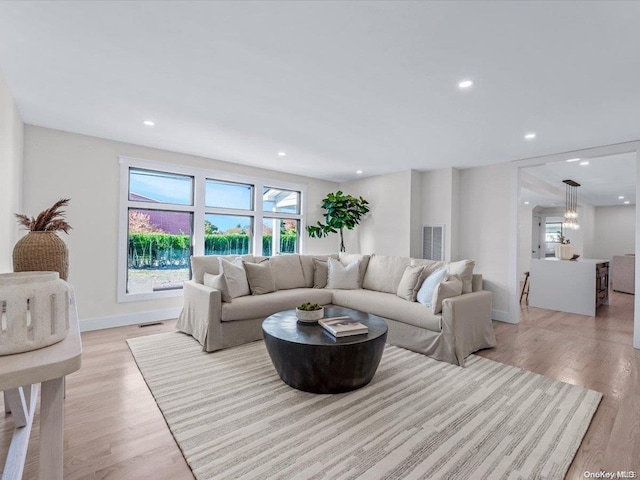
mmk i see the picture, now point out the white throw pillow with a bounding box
[218,257,251,298]
[326,257,360,290]
[416,267,448,307]
[203,272,232,303]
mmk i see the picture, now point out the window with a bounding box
[119,157,305,301]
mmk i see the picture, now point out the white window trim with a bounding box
[118,156,307,303]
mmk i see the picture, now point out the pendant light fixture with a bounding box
[562,179,580,230]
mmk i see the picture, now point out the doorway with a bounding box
[510,142,640,350]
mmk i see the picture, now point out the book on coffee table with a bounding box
[319,316,369,337]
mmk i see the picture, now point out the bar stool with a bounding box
[520,271,530,305]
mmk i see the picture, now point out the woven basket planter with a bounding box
[13,231,69,281]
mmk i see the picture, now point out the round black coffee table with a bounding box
[262,306,388,394]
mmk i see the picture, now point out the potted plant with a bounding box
[296,302,324,322]
[306,191,370,252]
[13,199,72,280]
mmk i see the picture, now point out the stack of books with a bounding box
[319,316,369,337]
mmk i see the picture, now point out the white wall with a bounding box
[458,163,511,318]
[0,70,24,272]
[593,205,636,259]
[517,204,536,279]
[420,167,460,262]
[339,170,413,256]
[23,126,339,325]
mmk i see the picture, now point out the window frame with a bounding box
[118,156,306,302]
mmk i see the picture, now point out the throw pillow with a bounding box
[448,259,475,294]
[243,261,276,295]
[396,264,425,301]
[269,255,306,290]
[326,257,359,290]
[338,253,370,287]
[416,267,448,306]
[218,257,251,298]
[431,274,463,314]
[203,272,232,303]
[313,258,329,288]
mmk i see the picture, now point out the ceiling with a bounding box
[522,152,637,207]
[1,2,640,182]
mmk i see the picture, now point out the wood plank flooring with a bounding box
[1,292,638,479]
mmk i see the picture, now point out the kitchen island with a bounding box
[529,258,609,316]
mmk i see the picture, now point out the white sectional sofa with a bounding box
[177,253,496,366]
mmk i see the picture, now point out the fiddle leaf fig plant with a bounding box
[306,191,370,252]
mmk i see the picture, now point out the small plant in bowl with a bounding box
[296,303,324,323]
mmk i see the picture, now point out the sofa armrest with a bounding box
[441,291,496,366]
[176,280,222,351]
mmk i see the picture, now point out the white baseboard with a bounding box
[492,309,517,323]
[80,307,182,332]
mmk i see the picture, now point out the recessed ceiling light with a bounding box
[524,201,530,205]
[143,120,155,126]
[566,158,581,163]
[524,132,536,140]
[624,201,630,204]
[619,196,625,200]
[356,170,363,174]
[458,79,473,89]
[579,161,589,166]
[278,151,286,157]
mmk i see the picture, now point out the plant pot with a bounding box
[555,244,574,260]
[296,307,324,323]
[13,231,69,280]
[0,272,70,355]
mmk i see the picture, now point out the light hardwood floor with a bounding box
[1,292,638,479]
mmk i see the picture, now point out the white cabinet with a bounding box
[529,258,609,316]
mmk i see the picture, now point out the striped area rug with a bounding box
[127,332,601,480]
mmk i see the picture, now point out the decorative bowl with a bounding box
[296,306,324,323]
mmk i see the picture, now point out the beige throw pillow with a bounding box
[431,274,463,314]
[448,259,475,294]
[269,255,306,290]
[396,265,425,301]
[203,272,232,303]
[327,257,359,289]
[313,258,329,288]
[243,261,276,295]
[219,257,251,298]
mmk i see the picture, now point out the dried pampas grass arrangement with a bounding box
[15,198,72,233]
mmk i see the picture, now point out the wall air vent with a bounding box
[422,225,445,261]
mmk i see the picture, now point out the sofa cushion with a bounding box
[313,258,329,288]
[300,254,338,287]
[203,272,232,303]
[362,254,411,294]
[331,289,441,332]
[243,261,276,295]
[219,257,251,298]
[269,255,306,290]
[416,267,448,306]
[447,260,476,293]
[338,253,370,287]
[396,264,425,301]
[327,258,359,289]
[221,288,333,322]
[432,274,463,314]
[448,260,475,294]
[410,258,445,286]
[191,254,254,284]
